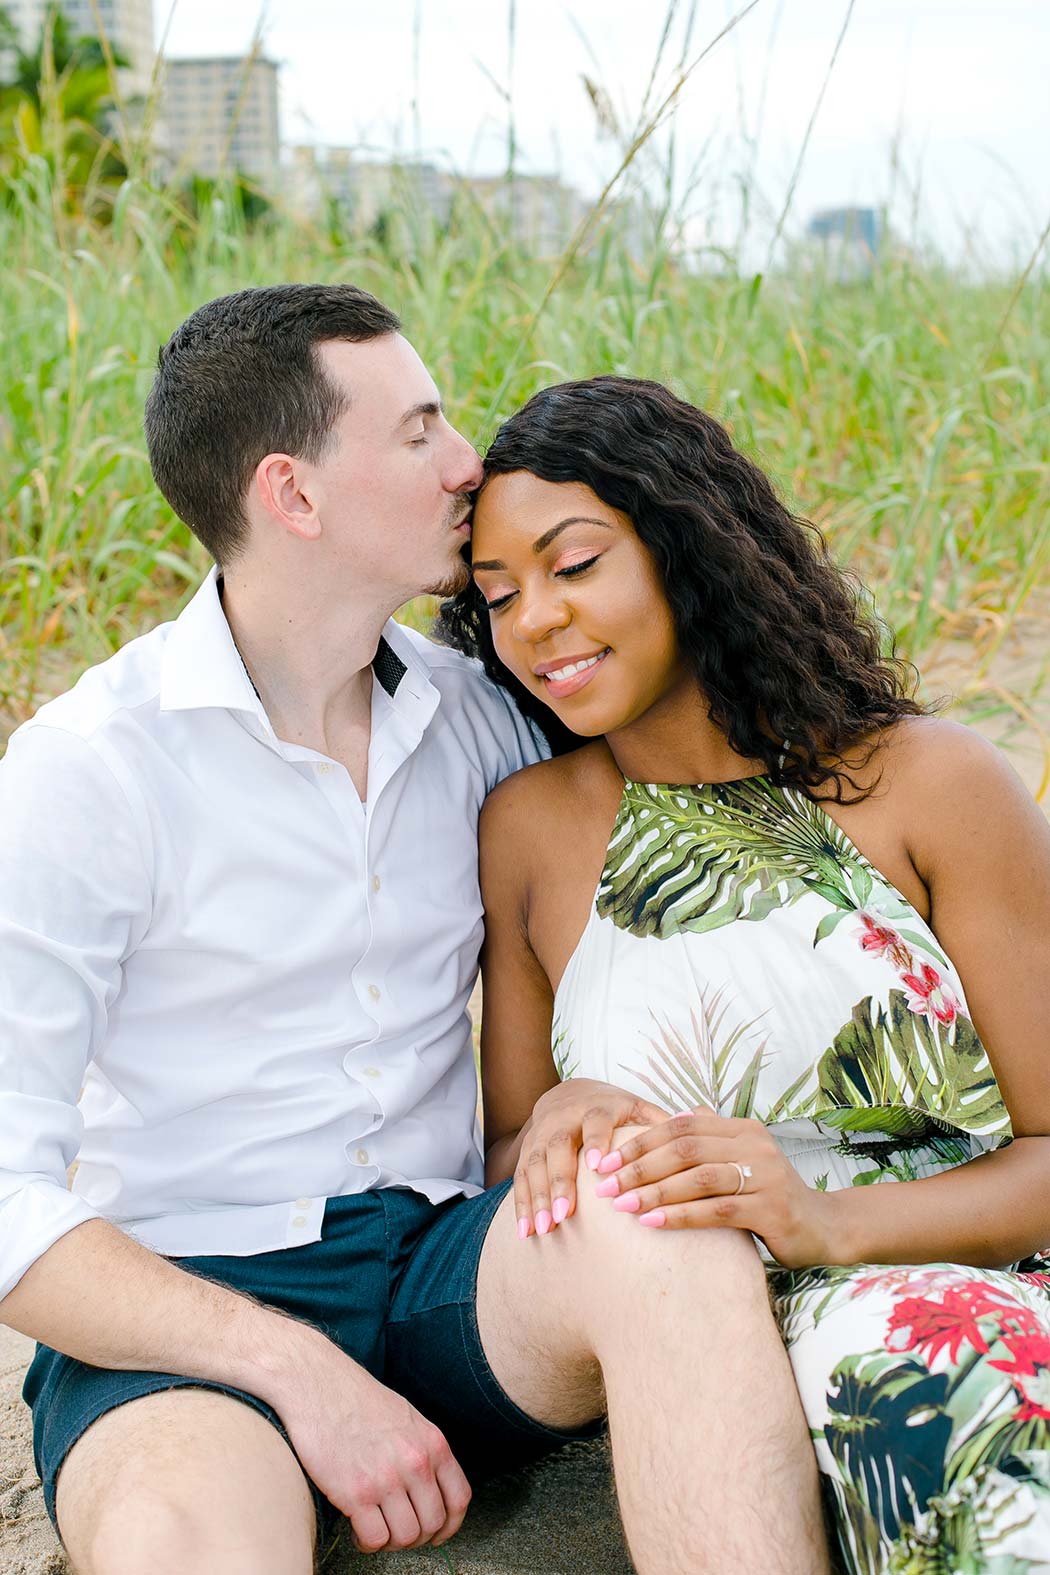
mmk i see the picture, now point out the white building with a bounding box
[4,0,156,99]
[161,55,280,188]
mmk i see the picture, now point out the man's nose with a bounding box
[447,428,483,493]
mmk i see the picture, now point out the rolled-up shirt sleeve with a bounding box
[0,723,152,1299]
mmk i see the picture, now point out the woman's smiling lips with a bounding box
[533,647,611,699]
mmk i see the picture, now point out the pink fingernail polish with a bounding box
[597,1150,623,1174]
[517,1217,531,1241]
[535,1209,552,1236]
[612,1191,641,1213]
[552,1197,571,1224]
[639,1209,667,1228]
[594,1177,620,1198]
[585,1148,603,1171]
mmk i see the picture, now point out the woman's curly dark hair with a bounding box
[436,375,926,799]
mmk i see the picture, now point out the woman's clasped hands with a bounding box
[516,1085,840,1269]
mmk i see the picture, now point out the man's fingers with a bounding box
[377,1490,423,1549]
[350,1503,391,1554]
[432,1455,472,1545]
[406,1472,450,1547]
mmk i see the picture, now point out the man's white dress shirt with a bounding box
[0,569,546,1300]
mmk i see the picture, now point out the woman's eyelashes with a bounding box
[479,554,602,613]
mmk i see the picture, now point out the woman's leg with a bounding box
[771,1258,1050,1573]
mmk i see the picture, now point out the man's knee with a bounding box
[570,1123,766,1293]
[56,1389,316,1575]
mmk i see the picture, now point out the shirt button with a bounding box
[355,1148,370,1165]
[316,762,331,775]
[372,874,381,893]
[363,1066,380,1078]
[367,984,381,1002]
[295,1198,310,1209]
[292,1215,307,1228]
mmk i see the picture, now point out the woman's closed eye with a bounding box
[480,555,602,613]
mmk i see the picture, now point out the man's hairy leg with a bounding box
[55,1389,317,1575]
[476,1127,830,1575]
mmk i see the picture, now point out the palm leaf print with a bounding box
[907,1463,1042,1572]
[807,991,1009,1141]
[551,1027,578,1082]
[598,777,879,940]
[824,1352,953,1545]
[622,984,770,1116]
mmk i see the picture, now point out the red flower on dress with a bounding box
[901,963,959,1026]
[886,1287,997,1362]
[989,1332,1050,1421]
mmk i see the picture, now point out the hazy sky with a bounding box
[162,0,1049,267]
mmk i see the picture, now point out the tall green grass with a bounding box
[2,142,1049,769]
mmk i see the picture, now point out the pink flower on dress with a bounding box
[901,963,959,1026]
[857,913,901,955]
[855,912,913,971]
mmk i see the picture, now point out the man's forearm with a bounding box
[0,1217,329,1409]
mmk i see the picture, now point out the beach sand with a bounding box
[0,1325,631,1574]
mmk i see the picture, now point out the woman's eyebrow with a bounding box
[473,516,613,572]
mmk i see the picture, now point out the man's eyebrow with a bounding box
[395,399,442,431]
[472,516,613,573]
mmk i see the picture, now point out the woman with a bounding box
[438,375,1050,1573]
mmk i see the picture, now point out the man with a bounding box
[0,284,825,1575]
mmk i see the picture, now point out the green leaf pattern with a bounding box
[574,775,1012,1151]
[550,775,1049,1567]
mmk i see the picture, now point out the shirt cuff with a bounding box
[0,1178,101,1301]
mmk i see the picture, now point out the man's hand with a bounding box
[513,1078,669,1239]
[271,1329,471,1551]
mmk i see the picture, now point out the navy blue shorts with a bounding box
[24,1182,604,1540]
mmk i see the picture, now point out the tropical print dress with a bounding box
[553,773,1050,1574]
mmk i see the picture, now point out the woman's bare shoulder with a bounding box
[481,740,615,831]
[876,714,1032,801]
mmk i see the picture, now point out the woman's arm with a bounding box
[477,770,669,1233]
[477,772,562,1189]
[824,719,1050,1265]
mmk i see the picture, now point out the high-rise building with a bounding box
[285,147,452,231]
[4,0,156,99]
[161,55,280,187]
[461,174,591,256]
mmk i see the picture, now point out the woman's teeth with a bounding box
[544,650,608,683]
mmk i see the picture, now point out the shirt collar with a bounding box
[159,566,437,719]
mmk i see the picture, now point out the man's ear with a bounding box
[253,453,321,542]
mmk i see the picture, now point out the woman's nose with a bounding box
[512,589,571,644]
